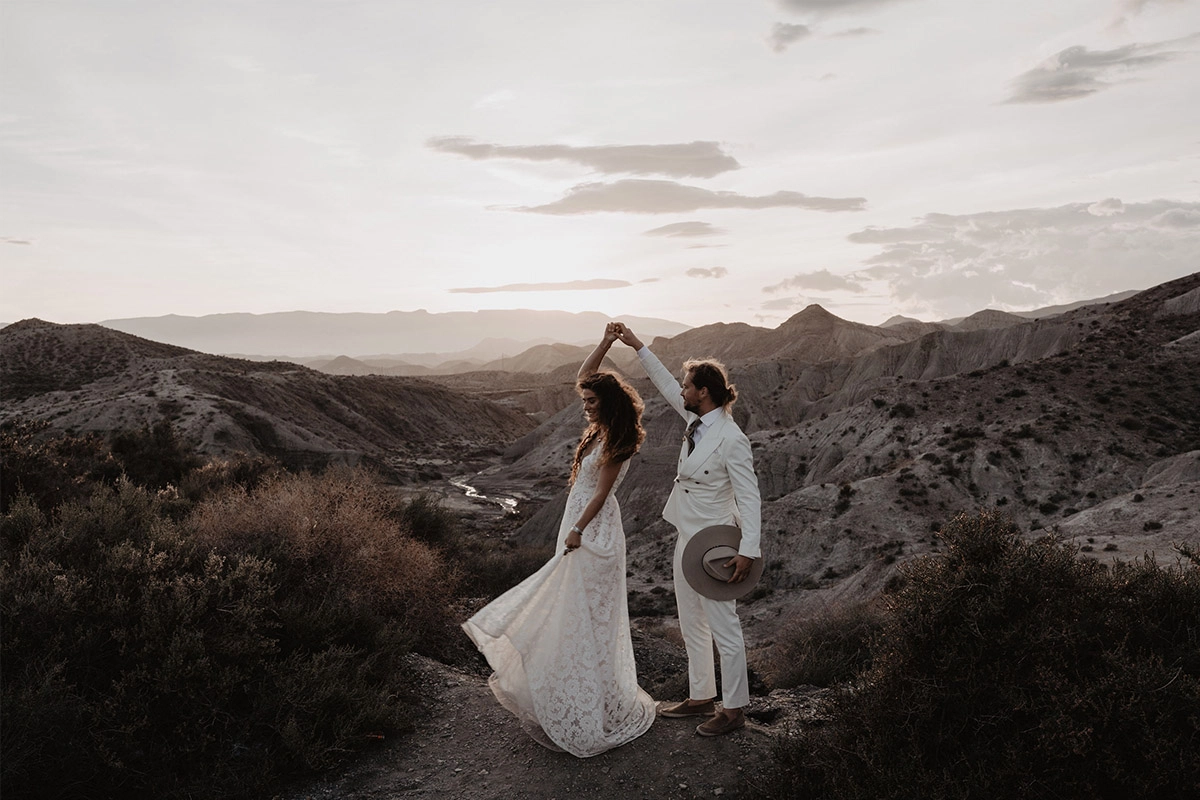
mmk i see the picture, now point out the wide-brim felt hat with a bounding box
[681,524,764,601]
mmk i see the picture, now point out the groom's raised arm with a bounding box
[615,325,687,421]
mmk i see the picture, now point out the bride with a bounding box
[462,324,656,757]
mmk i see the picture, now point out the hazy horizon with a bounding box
[3,1,1198,329]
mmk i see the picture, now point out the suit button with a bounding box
[684,489,689,493]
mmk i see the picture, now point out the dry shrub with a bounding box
[758,509,1200,800]
[0,421,122,513]
[450,536,555,601]
[757,601,884,689]
[1,483,278,799]
[188,466,459,660]
[1,467,460,800]
[177,451,282,500]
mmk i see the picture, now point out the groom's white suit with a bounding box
[636,345,761,710]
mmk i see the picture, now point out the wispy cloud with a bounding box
[849,199,1200,318]
[777,0,913,14]
[1111,0,1187,28]
[515,179,867,215]
[1006,35,1199,103]
[768,23,812,52]
[760,294,838,313]
[764,269,868,293]
[687,267,729,279]
[428,137,741,178]
[833,27,877,37]
[3,237,32,245]
[449,279,631,294]
[643,221,726,238]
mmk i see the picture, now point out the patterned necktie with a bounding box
[685,418,701,455]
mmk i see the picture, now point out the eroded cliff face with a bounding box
[491,274,1200,640]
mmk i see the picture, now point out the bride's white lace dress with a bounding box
[462,445,655,757]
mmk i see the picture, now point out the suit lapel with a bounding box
[678,412,729,479]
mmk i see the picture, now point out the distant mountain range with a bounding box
[96,309,691,360]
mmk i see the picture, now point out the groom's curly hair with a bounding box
[571,371,646,483]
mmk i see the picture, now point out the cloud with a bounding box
[1111,0,1186,27]
[768,23,812,53]
[1088,198,1126,216]
[762,296,803,311]
[777,0,911,13]
[763,269,868,294]
[687,267,729,279]
[761,294,838,312]
[3,237,32,245]
[643,221,726,238]
[427,137,740,178]
[449,279,631,294]
[516,179,867,215]
[1150,208,1200,229]
[1005,36,1199,103]
[848,199,1200,318]
[834,27,877,37]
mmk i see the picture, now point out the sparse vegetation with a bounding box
[756,509,1200,800]
[0,429,474,800]
[757,601,885,689]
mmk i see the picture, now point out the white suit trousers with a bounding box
[672,532,750,709]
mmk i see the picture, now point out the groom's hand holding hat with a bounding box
[725,554,754,583]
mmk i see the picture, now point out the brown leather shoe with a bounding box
[659,699,716,718]
[696,709,745,737]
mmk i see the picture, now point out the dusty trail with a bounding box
[279,655,822,800]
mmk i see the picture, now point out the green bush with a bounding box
[757,509,1200,800]
[1,467,459,800]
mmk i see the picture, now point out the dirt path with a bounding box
[279,655,819,800]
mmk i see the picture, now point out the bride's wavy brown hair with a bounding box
[570,371,646,483]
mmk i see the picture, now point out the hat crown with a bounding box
[701,545,739,581]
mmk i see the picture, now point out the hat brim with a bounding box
[681,525,765,601]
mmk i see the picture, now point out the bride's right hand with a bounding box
[564,528,582,554]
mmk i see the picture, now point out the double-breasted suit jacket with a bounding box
[639,347,761,559]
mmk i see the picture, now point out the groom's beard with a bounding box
[684,401,701,414]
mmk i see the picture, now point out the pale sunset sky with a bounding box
[2,0,1199,330]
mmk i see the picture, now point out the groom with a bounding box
[613,323,761,737]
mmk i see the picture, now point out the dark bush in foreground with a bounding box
[757,601,884,689]
[757,509,1200,800]
[1,468,458,800]
[0,422,122,513]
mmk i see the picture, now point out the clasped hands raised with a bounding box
[604,322,642,350]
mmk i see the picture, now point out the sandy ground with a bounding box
[275,654,827,800]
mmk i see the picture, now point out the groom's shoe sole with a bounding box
[659,700,716,718]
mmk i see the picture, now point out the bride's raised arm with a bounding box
[577,323,621,381]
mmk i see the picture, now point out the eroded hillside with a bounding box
[0,320,537,481]
[479,274,1200,639]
